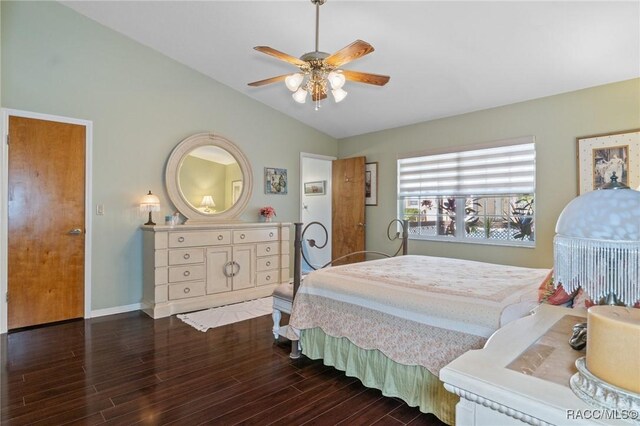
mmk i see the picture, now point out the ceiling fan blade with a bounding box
[247,74,289,87]
[312,91,328,102]
[324,40,375,68]
[341,70,390,86]
[254,46,307,67]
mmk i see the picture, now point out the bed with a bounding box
[286,221,552,425]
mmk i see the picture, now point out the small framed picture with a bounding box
[264,167,288,195]
[304,181,326,195]
[365,162,378,206]
[577,129,640,194]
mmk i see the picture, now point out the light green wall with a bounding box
[338,78,640,269]
[179,155,227,211]
[1,1,337,310]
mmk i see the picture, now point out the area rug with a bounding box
[178,297,273,332]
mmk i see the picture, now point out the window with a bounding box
[397,137,536,247]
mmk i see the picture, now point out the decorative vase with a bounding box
[264,216,272,222]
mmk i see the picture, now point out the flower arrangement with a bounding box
[259,206,276,220]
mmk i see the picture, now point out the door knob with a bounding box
[357,223,366,227]
[68,228,83,235]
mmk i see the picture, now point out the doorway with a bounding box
[1,109,93,333]
[300,153,335,270]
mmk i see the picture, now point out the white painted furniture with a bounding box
[142,222,291,318]
[440,304,620,426]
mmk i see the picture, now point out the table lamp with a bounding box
[140,190,161,225]
[553,173,640,413]
[200,195,216,213]
[554,173,640,307]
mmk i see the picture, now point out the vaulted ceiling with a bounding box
[63,1,640,139]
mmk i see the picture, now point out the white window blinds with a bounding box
[398,139,535,197]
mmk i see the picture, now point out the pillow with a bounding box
[571,288,595,309]
[538,275,576,305]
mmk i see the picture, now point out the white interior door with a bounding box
[300,153,335,270]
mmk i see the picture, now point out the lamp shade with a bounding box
[554,187,640,305]
[327,71,345,90]
[292,87,307,104]
[285,73,304,92]
[332,88,348,103]
[200,195,215,208]
[140,190,161,212]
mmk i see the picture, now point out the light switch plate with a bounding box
[96,204,105,215]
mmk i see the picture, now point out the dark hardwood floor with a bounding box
[0,311,446,425]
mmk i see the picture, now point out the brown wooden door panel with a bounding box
[332,157,365,265]
[8,116,86,329]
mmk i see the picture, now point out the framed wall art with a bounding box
[304,180,326,195]
[365,162,378,206]
[264,167,288,195]
[577,129,640,194]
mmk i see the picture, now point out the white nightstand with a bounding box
[440,304,629,426]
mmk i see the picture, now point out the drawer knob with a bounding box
[269,232,274,237]
[183,253,190,260]
[266,275,271,281]
[178,236,185,243]
[183,287,191,294]
[183,270,191,277]
[266,261,271,267]
[217,234,223,241]
[266,247,271,252]
[240,234,245,240]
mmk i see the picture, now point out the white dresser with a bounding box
[142,222,291,318]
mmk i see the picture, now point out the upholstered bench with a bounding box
[272,281,294,340]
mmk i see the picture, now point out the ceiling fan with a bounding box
[248,0,390,110]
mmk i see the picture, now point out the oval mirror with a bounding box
[166,133,253,223]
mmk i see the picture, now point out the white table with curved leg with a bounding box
[440,304,628,426]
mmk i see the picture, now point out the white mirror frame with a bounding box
[166,133,253,223]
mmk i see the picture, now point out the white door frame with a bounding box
[299,152,336,221]
[0,109,93,333]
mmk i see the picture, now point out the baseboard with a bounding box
[91,303,142,318]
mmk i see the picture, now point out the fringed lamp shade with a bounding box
[554,187,640,306]
[140,190,161,226]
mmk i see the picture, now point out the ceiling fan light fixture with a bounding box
[292,87,308,103]
[248,0,389,109]
[332,88,348,103]
[285,73,304,91]
[327,71,345,90]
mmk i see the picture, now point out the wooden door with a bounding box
[332,157,366,265]
[8,116,86,329]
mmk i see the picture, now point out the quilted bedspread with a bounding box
[289,255,552,375]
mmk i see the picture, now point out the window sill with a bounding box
[408,235,535,249]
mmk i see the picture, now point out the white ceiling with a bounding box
[62,1,640,139]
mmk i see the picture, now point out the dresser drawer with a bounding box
[256,242,279,257]
[168,281,206,300]
[168,264,205,283]
[256,255,279,272]
[233,228,278,244]
[168,248,205,265]
[168,231,231,248]
[257,270,279,286]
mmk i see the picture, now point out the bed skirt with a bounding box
[300,327,457,425]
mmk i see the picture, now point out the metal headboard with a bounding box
[292,219,409,298]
